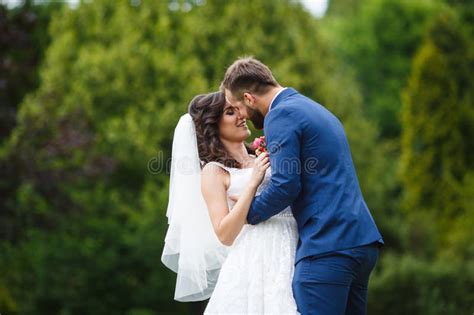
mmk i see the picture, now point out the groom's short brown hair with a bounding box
[221,57,278,100]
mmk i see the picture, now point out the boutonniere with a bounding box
[252,136,267,156]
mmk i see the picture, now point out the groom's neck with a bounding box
[260,85,284,116]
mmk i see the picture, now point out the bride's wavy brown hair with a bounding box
[188,91,255,169]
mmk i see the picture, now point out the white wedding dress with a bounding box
[204,162,299,315]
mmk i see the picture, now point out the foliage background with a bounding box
[0,0,472,314]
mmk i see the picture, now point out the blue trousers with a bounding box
[292,244,380,315]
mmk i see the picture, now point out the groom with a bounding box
[222,57,383,315]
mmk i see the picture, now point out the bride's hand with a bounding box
[249,152,270,188]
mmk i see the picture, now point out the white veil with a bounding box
[161,113,229,302]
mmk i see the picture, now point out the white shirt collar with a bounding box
[269,87,287,111]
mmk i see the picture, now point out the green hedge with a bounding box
[369,254,474,315]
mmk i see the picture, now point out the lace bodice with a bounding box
[206,162,293,218]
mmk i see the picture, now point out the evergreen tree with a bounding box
[401,7,474,258]
[324,0,439,138]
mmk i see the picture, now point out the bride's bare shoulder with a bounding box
[202,162,230,188]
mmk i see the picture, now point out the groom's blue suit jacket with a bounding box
[247,88,383,264]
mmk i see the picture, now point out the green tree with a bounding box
[401,7,474,259]
[0,2,64,311]
[0,0,63,142]
[324,0,439,138]
[2,1,204,313]
[326,0,362,17]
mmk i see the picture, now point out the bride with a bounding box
[162,91,299,314]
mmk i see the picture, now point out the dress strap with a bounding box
[205,161,232,173]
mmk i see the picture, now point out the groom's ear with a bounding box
[243,92,255,107]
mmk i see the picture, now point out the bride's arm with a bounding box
[201,153,269,246]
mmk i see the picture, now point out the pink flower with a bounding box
[252,136,267,155]
[252,137,263,149]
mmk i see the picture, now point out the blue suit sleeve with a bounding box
[247,107,302,225]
